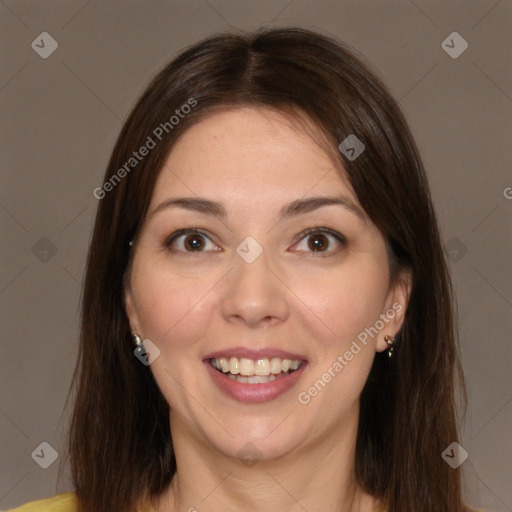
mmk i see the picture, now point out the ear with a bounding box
[124,276,142,336]
[376,268,412,353]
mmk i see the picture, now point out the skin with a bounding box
[125,107,411,512]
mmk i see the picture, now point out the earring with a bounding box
[129,240,134,247]
[133,333,142,347]
[384,335,395,358]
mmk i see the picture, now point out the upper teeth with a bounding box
[210,357,302,376]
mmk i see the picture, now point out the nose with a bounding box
[220,247,290,329]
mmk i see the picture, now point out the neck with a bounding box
[152,409,378,512]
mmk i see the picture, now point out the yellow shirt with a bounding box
[4,492,153,512]
[4,492,485,512]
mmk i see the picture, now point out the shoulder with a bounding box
[4,492,77,512]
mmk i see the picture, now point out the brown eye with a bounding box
[293,228,346,254]
[307,233,330,252]
[165,229,218,253]
[183,234,206,251]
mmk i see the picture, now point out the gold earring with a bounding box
[133,333,142,346]
[384,335,395,358]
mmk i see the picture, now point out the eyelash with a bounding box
[164,227,346,256]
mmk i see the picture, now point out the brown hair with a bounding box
[66,27,468,511]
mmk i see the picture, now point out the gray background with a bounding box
[1,0,511,510]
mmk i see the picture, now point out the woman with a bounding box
[10,27,480,512]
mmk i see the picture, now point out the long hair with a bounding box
[66,27,467,512]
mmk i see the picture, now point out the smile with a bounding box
[205,351,308,403]
[209,357,304,384]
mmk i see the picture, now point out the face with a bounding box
[125,107,410,462]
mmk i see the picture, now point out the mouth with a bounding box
[203,348,308,403]
[209,356,304,384]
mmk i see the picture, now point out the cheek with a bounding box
[290,260,389,348]
[130,257,216,349]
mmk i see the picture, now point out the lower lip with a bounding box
[204,361,307,403]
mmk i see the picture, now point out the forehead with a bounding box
[151,107,357,207]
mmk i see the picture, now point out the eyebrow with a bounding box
[149,195,367,222]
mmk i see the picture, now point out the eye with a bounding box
[291,227,346,254]
[165,228,219,253]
